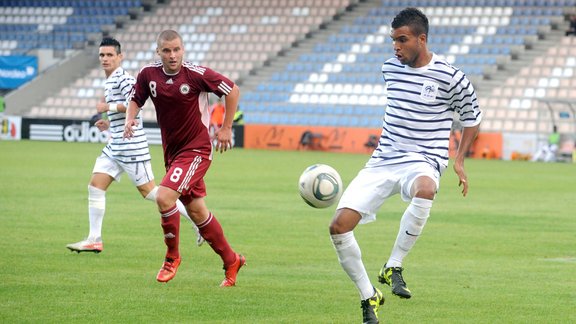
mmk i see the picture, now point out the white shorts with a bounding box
[92,153,154,187]
[337,162,440,224]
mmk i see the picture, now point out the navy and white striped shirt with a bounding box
[102,67,151,164]
[368,53,482,174]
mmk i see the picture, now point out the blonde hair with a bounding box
[156,30,181,48]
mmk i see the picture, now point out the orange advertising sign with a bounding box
[245,124,503,159]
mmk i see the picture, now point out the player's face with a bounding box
[99,46,122,76]
[157,38,184,74]
[390,25,427,68]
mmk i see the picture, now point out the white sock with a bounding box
[331,231,374,300]
[386,197,432,268]
[144,186,158,203]
[87,185,105,241]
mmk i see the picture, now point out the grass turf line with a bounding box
[0,140,574,323]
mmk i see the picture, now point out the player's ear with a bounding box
[419,33,427,44]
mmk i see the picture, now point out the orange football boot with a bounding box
[220,254,246,287]
[156,257,181,283]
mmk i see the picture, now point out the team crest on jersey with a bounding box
[180,84,190,94]
[420,80,438,102]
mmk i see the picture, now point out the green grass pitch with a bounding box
[0,140,575,323]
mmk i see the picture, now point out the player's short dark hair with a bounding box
[99,37,121,54]
[391,7,429,38]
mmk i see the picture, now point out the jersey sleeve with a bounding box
[119,73,136,107]
[199,66,235,98]
[450,70,482,127]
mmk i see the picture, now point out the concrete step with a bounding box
[474,20,567,96]
[238,0,382,93]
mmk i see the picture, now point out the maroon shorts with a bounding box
[161,154,211,205]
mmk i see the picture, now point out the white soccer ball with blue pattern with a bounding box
[298,164,343,208]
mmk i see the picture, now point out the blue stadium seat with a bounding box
[0,0,140,53]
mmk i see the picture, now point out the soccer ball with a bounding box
[298,164,343,208]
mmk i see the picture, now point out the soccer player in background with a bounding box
[531,125,560,162]
[328,8,482,323]
[210,97,225,130]
[67,37,203,253]
[124,30,245,287]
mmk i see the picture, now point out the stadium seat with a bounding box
[0,0,142,55]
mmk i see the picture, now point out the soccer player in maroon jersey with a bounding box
[123,30,245,287]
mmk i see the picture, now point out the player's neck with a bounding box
[162,67,180,75]
[411,50,432,68]
[104,66,120,78]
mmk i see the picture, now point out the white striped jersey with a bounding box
[101,67,151,163]
[367,53,482,174]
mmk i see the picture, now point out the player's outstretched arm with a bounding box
[123,101,140,139]
[453,124,479,197]
[215,84,240,153]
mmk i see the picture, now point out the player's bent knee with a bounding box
[155,195,175,210]
[329,208,360,234]
[328,221,341,235]
[329,221,357,235]
[413,189,436,200]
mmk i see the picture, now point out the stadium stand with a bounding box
[479,31,576,135]
[239,0,575,132]
[3,0,576,139]
[0,0,142,56]
[17,0,355,121]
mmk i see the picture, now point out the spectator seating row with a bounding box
[378,0,573,6]
[26,0,354,120]
[0,0,141,55]
[237,0,574,132]
[479,36,576,134]
[17,0,576,136]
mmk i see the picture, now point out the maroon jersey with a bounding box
[131,61,234,165]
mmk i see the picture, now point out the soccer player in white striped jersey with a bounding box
[67,37,203,254]
[328,8,482,323]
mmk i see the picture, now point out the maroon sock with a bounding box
[198,212,236,266]
[160,205,180,260]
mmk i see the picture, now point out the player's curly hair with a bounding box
[99,37,121,54]
[391,7,429,38]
